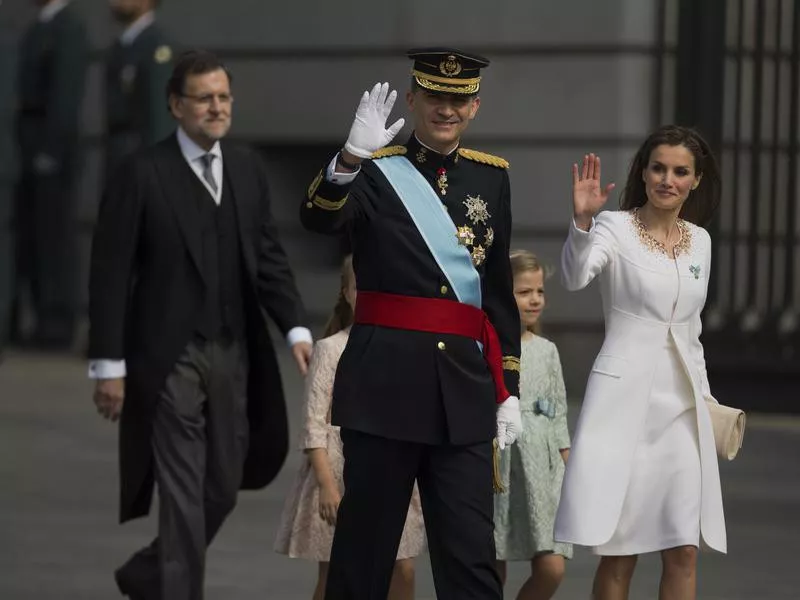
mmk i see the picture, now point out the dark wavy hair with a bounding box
[619,125,721,226]
[166,50,232,100]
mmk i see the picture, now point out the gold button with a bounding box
[440,285,448,295]
[305,202,313,208]
[437,341,446,350]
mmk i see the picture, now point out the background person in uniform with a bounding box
[88,50,313,600]
[12,0,88,349]
[105,0,174,182]
[300,48,523,600]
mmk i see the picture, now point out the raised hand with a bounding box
[344,82,406,159]
[573,153,616,230]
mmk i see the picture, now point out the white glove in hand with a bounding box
[344,82,406,159]
[496,395,522,450]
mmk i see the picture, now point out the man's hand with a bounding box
[496,395,523,450]
[344,82,405,159]
[94,377,125,422]
[291,341,313,376]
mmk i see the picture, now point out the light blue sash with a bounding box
[373,155,482,309]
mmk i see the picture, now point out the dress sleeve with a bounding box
[561,211,619,291]
[299,338,338,449]
[688,229,716,403]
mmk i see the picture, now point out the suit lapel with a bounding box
[153,135,205,283]
[221,141,257,277]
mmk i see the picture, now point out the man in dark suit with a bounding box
[105,0,174,181]
[301,48,524,599]
[88,50,313,600]
[13,0,88,348]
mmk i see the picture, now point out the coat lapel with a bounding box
[153,135,205,283]
[221,141,258,277]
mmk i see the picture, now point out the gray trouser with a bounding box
[116,337,249,600]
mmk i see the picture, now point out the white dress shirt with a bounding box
[88,127,311,379]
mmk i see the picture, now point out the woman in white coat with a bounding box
[553,125,726,600]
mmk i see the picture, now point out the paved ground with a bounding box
[1,347,799,599]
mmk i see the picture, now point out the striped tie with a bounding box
[200,153,218,194]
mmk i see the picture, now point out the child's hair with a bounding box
[509,249,547,335]
[322,254,355,338]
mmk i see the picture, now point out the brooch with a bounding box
[689,264,701,279]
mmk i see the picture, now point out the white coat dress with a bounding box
[553,209,726,555]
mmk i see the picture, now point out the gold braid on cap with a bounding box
[412,71,480,95]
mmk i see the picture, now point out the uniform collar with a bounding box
[406,133,460,171]
[38,0,69,22]
[120,11,155,46]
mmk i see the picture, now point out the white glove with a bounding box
[344,82,406,159]
[496,396,522,450]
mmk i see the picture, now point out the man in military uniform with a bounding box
[300,48,524,599]
[105,0,174,182]
[13,0,88,348]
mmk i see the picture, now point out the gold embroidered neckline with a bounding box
[631,207,692,258]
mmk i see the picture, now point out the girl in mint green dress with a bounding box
[494,250,572,600]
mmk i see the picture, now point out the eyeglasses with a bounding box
[180,93,234,106]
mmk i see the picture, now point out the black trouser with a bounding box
[325,429,502,600]
[115,337,249,600]
[13,167,77,345]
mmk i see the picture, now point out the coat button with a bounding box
[440,285,448,295]
[305,202,313,208]
[437,341,446,350]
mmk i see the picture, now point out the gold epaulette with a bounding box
[458,148,509,169]
[371,145,407,159]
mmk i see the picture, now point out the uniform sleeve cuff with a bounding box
[325,154,360,185]
[88,359,127,379]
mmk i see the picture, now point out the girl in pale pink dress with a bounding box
[274,255,426,600]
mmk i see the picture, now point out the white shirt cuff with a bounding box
[286,326,313,347]
[325,154,359,185]
[88,359,127,379]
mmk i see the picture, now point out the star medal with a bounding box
[463,194,490,225]
[456,225,476,247]
[471,244,487,267]
[437,167,448,196]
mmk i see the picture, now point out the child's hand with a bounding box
[319,484,342,526]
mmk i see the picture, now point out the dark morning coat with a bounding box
[89,135,306,522]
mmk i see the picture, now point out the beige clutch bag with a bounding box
[706,400,746,460]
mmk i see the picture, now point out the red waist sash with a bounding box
[353,291,510,404]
